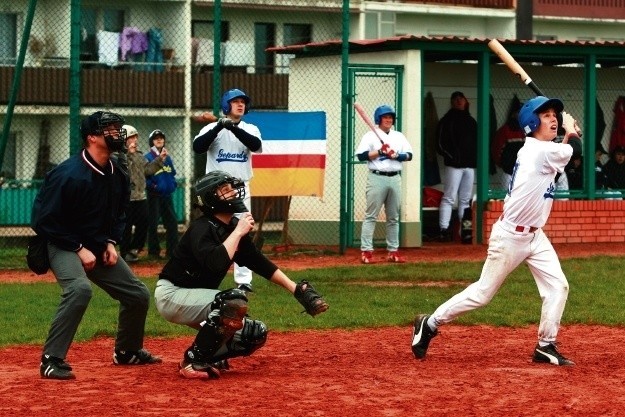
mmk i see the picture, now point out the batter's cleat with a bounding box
[387,251,406,263]
[361,251,374,264]
[40,355,76,380]
[411,314,438,359]
[532,343,575,366]
[179,360,221,379]
[113,348,162,365]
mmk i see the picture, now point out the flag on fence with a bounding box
[242,111,326,197]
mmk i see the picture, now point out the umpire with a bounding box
[32,111,161,380]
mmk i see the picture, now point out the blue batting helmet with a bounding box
[518,96,564,135]
[221,88,251,115]
[374,105,396,125]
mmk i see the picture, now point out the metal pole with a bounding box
[339,0,350,254]
[69,0,82,154]
[0,0,38,172]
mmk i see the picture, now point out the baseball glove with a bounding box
[294,280,329,317]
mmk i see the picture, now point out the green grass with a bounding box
[2,255,625,348]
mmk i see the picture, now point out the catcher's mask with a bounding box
[194,170,247,214]
[80,111,127,152]
[518,96,564,136]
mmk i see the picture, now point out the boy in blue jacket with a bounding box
[145,129,179,258]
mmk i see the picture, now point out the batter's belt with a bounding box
[499,215,538,234]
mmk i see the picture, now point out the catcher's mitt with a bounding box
[294,280,329,317]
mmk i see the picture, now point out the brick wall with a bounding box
[482,200,625,244]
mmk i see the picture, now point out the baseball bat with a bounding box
[488,39,582,137]
[354,102,386,145]
[488,39,545,96]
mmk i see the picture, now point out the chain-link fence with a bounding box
[0,0,345,253]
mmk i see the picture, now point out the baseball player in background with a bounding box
[193,88,261,292]
[412,96,582,366]
[154,170,328,379]
[436,91,478,242]
[355,105,413,264]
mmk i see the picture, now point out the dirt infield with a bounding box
[2,242,625,416]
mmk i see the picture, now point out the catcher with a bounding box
[154,170,329,379]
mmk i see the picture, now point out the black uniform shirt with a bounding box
[160,215,278,289]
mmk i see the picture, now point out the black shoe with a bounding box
[532,343,575,366]
[113,348,162,365]
[212,359,230,371]
[438,229,452,242]
[40,354,76,380]
[411,314,438,359]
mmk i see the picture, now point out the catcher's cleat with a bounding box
[113,348,162,365]
[532,343,575,366]
[387,251,406,263]
[178,360,221,379]
[411,314,438,359]
[361,251,374,264]
[40,355,76,380]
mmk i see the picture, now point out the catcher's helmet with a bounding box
[221,88,251,115]
[148,129,166,147]
[194,170,247,214]
[518,96,564,135]
[80,111,127,151]
[374,105,396,125]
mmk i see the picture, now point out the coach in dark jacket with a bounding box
[436,91,478,242]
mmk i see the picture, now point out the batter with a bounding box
[412,96,582,366]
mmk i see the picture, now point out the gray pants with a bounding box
[43,243,151,360]
[360,171,401,252]
[154,279,220,330]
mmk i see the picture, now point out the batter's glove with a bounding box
[218,117,235,130]
[294,280,329,317]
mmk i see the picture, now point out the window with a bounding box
[364,12,395,39]
[192,20,230,42]
[255,23,275,74]
[80,7,125,62]
[0,13,17,65]
[284,23,312,46]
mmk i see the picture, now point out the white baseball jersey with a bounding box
[503,137,573,228]
[195,120,262,181]
[355,128,413,171]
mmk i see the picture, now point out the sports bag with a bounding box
[26,234,50,275]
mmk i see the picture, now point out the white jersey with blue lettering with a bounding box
[196,120,262,181]
[503,136,573,228]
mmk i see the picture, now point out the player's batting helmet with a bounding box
[194,170,247,214]
[221,88,251,115]
[374,105,396,125]
[519,96,564,135]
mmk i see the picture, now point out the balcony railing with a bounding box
[401,0,514,8]
[534,0,625,20]
[0,66,289,109]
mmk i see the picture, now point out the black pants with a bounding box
[147,193,179,257]
[120,199,149,256]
